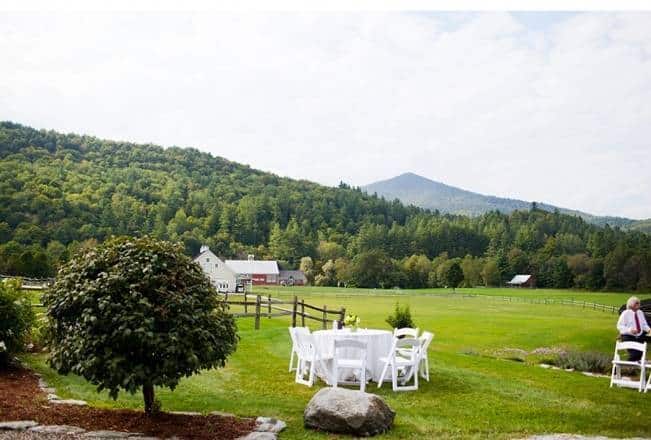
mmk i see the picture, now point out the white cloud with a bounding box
[1,12,651,218]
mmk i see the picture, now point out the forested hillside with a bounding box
[1,122,650,291]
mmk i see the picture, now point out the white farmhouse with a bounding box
[194,245,282,292]
[194,245,238,292]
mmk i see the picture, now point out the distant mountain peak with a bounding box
[391,172,436,183]
[363,173,640,228]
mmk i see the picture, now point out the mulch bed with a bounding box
[0,366,255,439]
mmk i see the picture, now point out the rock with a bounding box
[29,425,86,435]
[168,411,201,416]
[42,387,57,394]
[83,431,137,438]
[46,393,59,401]
[237,433,277,440]
[304,387,395,436]
[255,417,286,433]
[209,410,236,417]
[539,364,552,369]
[37,378,48,389]
[50,398,87,406]
[0,421,39,431]
[581,372,609,378]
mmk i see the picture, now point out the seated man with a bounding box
[617,296,651,361]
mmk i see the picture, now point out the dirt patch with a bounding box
[0,366,255,439]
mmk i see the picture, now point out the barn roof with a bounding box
[508,274,532,284]
[225,260,279,275]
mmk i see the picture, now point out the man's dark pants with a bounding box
[621,334,648,361]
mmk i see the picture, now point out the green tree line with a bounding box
[1,122,650,291]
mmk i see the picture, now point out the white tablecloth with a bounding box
[312,329,393,383]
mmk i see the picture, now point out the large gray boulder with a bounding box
[304,387,395,437]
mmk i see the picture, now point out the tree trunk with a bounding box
[143,383,155,415]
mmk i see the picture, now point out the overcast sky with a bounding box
[2,12,651,219]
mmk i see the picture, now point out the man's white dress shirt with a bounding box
[617,309,650,336]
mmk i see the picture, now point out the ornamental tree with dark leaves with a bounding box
[43,236,237,414]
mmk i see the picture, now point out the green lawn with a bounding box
[21,288,651,439]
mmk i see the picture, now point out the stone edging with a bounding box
[13,374,286,439]
[0,421,147,438]
[1,417,286,440]
[35,373,88,407]
[538,364,614,379]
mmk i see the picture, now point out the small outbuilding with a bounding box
[507,274,534,288]
[279,270,307,286]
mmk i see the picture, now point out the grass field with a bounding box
[21,287,651,439]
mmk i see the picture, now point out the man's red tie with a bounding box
[634,312,641,334]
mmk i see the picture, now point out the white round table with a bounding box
[312,328,393,384]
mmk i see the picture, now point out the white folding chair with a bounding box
[610,341,647,392]
[288,327,310,372]
[418,331,434,381]
[394,328,420,358]
[294,332,330,387]
[378,337,421,392]
[331,339,368,392]
[394,327,420,338]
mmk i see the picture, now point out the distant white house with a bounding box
[506,274,534,288]
[194,246,238,292]
[193,245,281,292]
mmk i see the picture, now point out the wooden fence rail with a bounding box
[1,274,53,290]
[220,293,345,330]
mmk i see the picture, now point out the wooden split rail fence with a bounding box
[220,293,345,330]
[1,274,53,290]
[394,292,620,313]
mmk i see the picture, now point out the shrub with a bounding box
[386,302,415,329]
[44,236,238,414]
[553,350,611,373]
[29,315,52,351]
[0,278,35,368]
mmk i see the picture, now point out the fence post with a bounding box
[292,296,297,327]
[340,307,346,325]
[244,292,248,314]
[301,299,305,327]
[268,294,272,318]
[255,295,261,330]
[322,305,327,330]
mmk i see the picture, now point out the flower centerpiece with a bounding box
[343,313,361,332]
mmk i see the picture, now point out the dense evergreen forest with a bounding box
[1,121,650,291]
